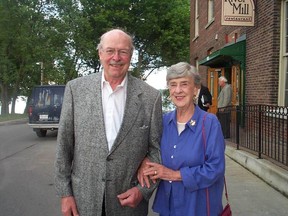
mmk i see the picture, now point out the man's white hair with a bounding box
[219,76,227,83]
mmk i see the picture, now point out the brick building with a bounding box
[190,0,287,114]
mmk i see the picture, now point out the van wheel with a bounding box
[36,129,47,137]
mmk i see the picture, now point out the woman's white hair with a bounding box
[166,62,201,87]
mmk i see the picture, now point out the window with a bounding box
[34,87,65,107]
[208,0,214,23]
[285,1,288,106]
[280,0,288,106]
[194,0,199,37]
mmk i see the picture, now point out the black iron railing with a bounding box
[218,105,288,167]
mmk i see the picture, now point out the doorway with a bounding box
[207,65,240,114]
[207,68,224,114]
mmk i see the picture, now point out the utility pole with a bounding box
[37,62,44,85]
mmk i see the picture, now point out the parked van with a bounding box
[28,85,65,137]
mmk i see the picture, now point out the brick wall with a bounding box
[245,1,281,105]
[190,0,245,82]
[190,0,281,105]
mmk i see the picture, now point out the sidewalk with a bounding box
[0,118,28,126]
[224,150,288,216]
[148,144,288,216]
[225,142,288,197]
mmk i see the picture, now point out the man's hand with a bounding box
[61,196,79,216]
[137,157,156,188]
[117,187,143,208]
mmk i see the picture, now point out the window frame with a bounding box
[206,0,215,28]
[194,0,199,38]
[279,0,288,106]
[208,0,214,21]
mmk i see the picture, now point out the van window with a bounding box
[34,87,65,108]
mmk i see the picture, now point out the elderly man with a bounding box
[217,76,232,138]
[218,76,232,108]
[54,29,162,216]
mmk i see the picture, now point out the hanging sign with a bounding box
[221,0,255,26]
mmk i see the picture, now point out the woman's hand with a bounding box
[143,162,182,182]
[137,157,156,188]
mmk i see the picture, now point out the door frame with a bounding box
[207,68,224,114]
[207,66,240,114]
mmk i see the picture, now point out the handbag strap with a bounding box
[202,113,229,216]
[224,176,229,203]
[202,114,210,216]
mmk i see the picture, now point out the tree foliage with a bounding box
[0,0,190,114]
[0,0,68,114]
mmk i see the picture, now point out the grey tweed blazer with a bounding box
[54,72,162,216]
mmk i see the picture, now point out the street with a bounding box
[1,121,288,216]
[0,122,157,216]
[0,122,59,216]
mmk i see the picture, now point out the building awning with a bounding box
[199,39,246,68]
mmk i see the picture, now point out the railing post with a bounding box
[258,105,262,159]
[236,105,240,150]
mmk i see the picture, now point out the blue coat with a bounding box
[153,106,225,216]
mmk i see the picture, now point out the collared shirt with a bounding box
[101,73,127,151]
[153,106,225,216]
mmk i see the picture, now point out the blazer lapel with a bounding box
[86,73,109,153]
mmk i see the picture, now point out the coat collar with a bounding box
[167,105,203,133]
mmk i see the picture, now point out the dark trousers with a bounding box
[217,111,231,138]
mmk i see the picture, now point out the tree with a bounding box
[51,0,190,78]
[161,89,175,112]
[76,0,190,77]
[0,0,190,114]
[0,0,68,114]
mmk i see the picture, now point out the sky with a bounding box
[12,97,27,114]
[145,69,167,90]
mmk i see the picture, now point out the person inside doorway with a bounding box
[196,84,212,112]
[217,76,232,138]
[218,76,232,108]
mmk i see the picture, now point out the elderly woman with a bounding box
[142,62,225,216]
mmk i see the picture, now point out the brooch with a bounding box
[189,119,196,126]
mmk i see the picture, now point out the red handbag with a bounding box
[221,203,232,216]
[220,177,232,216]
[202,114,232,216]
